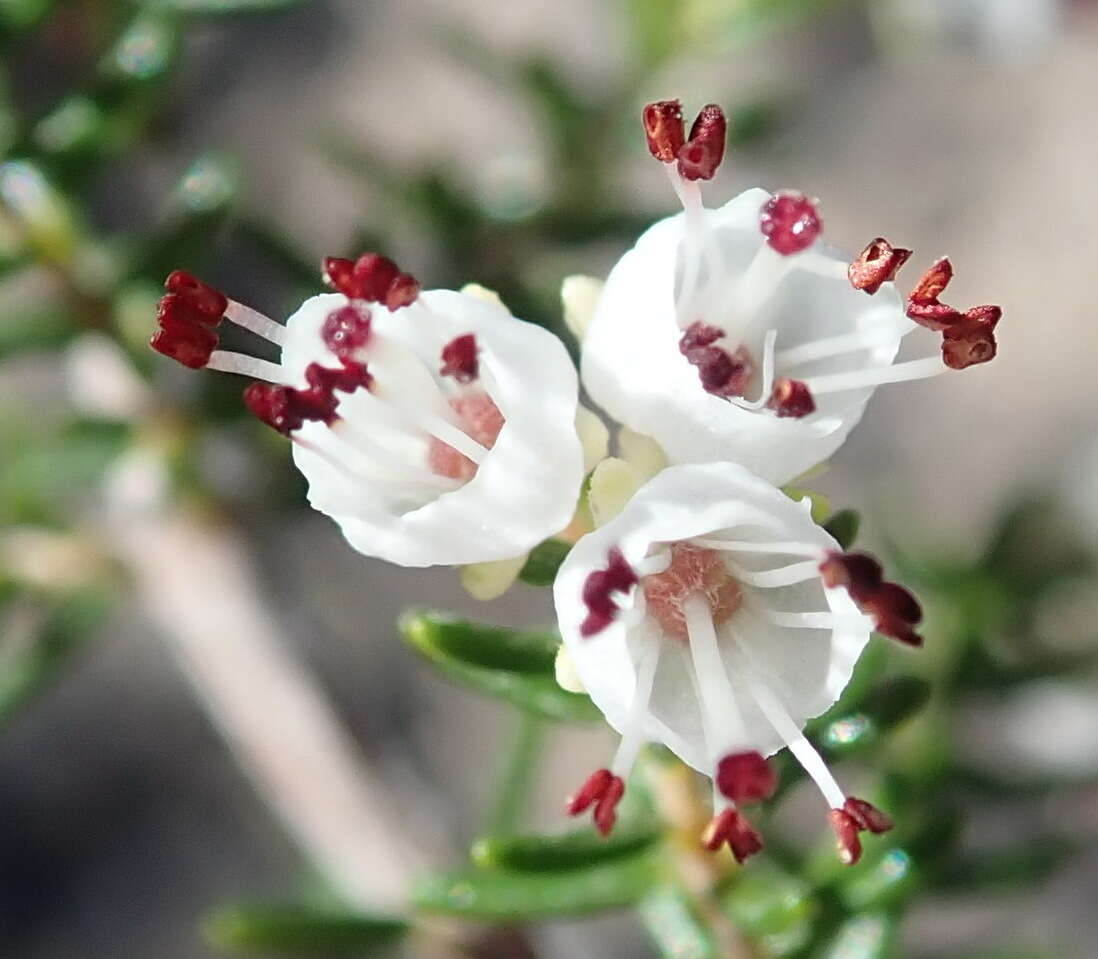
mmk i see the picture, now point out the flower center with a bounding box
[641,542,742,642]
[428,392,505,481]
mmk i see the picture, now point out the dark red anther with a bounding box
[580,547,638,638]
[164,270,228,321]
[820,551,923,647]
[322,257,357,298]
[353,254,401,303]
[861,582,924,647]
[941,304,1001,370]
[150,316,219,369]
[322,304,372,358]
[905,257,964,331]
[678,321,725,354]
[566,768,625,837]
[767,377,816,418]
[440,333,479,383]
[385,272,420,310]
[760,191,822,255]
[828,808,863,866]
[703,808,764,864]
[716,751,778,806]
[691,345,755,398]
[642,100,685,163]
[848,238,913,295]
[910,256,953,304]
[157,292,220,330]
[843,797,894,835]
[677,104,726,181]
[819,551,883,604]
[243,382,304,435]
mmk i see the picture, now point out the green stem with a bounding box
[485,710,545,834]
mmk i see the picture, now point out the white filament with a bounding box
[610,628,662,778]
[206,350,286,382]
[723,559,822,589]
[775,324,909,369]
[225,301,288,345]
[802,356,947,395]
[683,594,747,763]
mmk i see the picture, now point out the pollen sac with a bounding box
[905,257,963,331]
[848,238,913,295]
[642,100,685,163]
[321,304,372,358]
[828,808,863,865]
[566,768,625,837]
[759,191,822,255]
[580,547,638,638]
[844,796,893,834]
[439,333,480,383]
[941,304,1001,370]
[243,383,305,435]
[703,808,764,863]
[767,378,816,418]
[819,551,883,604]
[150,271,228,369]
[677,104,727,181]
[820,551,923,647]
[678,322,755,398]
[321,252,420,309]
[716,751,778,805]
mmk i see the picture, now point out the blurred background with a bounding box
[2,0,1098,957]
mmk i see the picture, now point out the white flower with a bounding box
[150,257,584,567]
[554,461,915,863]
[582,100,1001,485]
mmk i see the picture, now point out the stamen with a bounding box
[566,768,626,836]
[205,350,286,382]
[439,334,479,383]
[676,104,726,182]
[722,559,821,589]
[767,377,816,418]
[729,329,777,411]
[683,594,748,762]
[610,629,662,778]
[580,548,639,638]
[703,807,763,862]
[224,301,287,345]
[848,238,913,295]
[775,324,908,369]
[819,551,923,647]
[642,100,685,163]
[800,356,947,395]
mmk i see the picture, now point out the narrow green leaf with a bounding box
[518,537,571,586]
[640,884,719,959]
[722,861,814,938]
[823,509,860,550]
[817,912,900,959]
[399,611,598,723]
[414,852,661,919]
[203,905,408,955]
[471,822,660,873]
[399,609,558,673]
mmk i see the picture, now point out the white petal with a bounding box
[281,292,585,567]
[561,274,604,342]
[581,188,914,485]
[553,461,871,773]
[576,404,610,474]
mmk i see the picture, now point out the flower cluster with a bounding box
[151,98,1002,866]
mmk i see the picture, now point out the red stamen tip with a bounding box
[677,104,726,181]
[716,751,778,805]
[679,323,754,398]
[843,797,894,835]
[767,377,816,418]
[440,333,479,383]
[580,547,638,638]
[322,304,372,358]
[848,238,913,295]
[828,808,863,866]
[322,252,420,309]
[703,808,764,863]
[566,769,625,837]
[643,100,685,164]
[820,551,923,647]
[760,191,822,255]
[243,382,304,435]
[151,271,228,369]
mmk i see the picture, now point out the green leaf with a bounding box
[640,884,719,959]
[399,610,599,723]
[816,912,900,959]
[399,609,558,673]
[823,509,860,551]
[518,537,571,587]
[414,852,661,919]
[471,822,661,873]
[203,905,408,955]
[722,861,814,938]
[783,485,830,524]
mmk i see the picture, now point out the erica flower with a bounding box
[553,462,918,864]
[581,99,1003,484]
[150,255,584,567]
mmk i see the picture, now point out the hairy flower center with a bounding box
[642,543,741,641]
[428,392,504,481]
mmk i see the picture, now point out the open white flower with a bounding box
[582,100,1002,485]
[554,462,919,863]
[150,256,584,567]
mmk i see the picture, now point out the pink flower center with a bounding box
[642,543,742,642]
[427,392,504,481]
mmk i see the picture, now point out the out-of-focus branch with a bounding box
[104,450,424,912]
